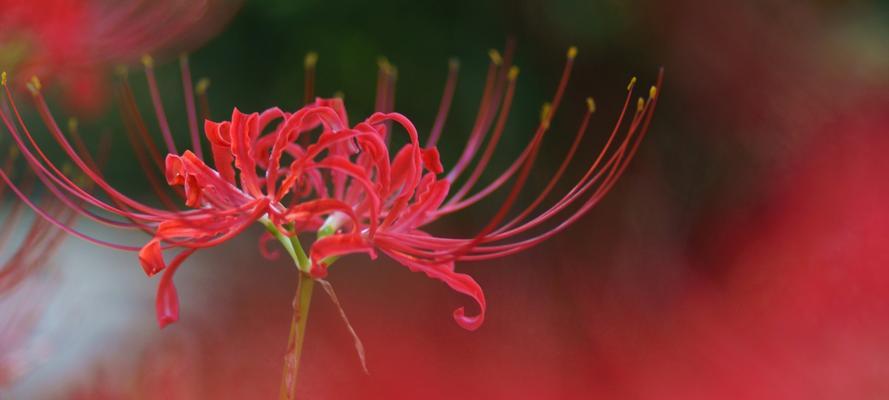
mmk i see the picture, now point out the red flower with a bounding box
[0,0,239,114]
[0,46,661,332]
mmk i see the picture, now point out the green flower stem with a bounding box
[279,271,314,400]
[261,217,313,400]
[261,214,345,400]
[261,217,310,273]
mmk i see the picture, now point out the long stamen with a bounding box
[438,102,552,261]
[447,66,519,203]
[180,53,204,160]
[118,70,166,172]
[444,49,502,182]
[196,78,212,122]
[412,76,655,256]
[444,43,516,183]
[426,58,459,148]
[20,83,175,218]
[375,57,395,114]
[442,46,578,211]
[494,96,595,233]
[463,71,663,259]
[304,52,318,105]
[142,55,178,155]
[118,85,183,212]
[374,57,398,146]
[0,167,141,251]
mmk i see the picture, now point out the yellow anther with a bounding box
[377,56,395,75]
[333,90,345,99]
[540,102,552,128]
[26,76,41,94]
[304,52,318,68]
[508,66,520,80]
[1,71,6,86]
[649,85,657,99]
[448,58,460,70]
[68,118,78,133]
[195,78,211,94]
[141,54,154,68]
[586,97,596,113]
[114,65,128,77]
[488,49,502,65]
[567,46,578,59]
[637,97,645,113]
[627,76,637,91]
[8,146,19,160]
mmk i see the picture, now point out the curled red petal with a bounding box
[155,249,196,328]
[422,147,443,174]
[379,243,486,331]
[138,239,165,277]
[204,119,237,183]
[258,231,281,261]
[156,270,179,328]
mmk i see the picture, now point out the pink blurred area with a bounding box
[0,0,239,115]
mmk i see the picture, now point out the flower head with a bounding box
[0,45,661,331]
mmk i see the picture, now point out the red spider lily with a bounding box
[0,46,661,332]
[1,49,660,398]
[0,0,239,114]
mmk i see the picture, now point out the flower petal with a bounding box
[138,239,165,276]
[379,244,486,331]
[309,234,376,278]
[422,147,443,175]
[155,249,196,328]
[165,151,249,209]
[204,119,236,183]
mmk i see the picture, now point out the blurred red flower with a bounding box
[0,0,239,114]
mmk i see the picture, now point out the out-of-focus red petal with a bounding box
[258,232,281,261]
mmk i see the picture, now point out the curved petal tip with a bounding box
[139,239,165,276]
[156,273,180,329]
[453,307,484,331]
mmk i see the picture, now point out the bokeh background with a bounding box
[3,0,889,398]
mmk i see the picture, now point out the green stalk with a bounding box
[262,218,312,400]
[279,271,314,400]
[262,214,344,400]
